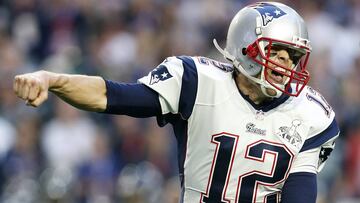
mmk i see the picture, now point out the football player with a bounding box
[14,2,339,203]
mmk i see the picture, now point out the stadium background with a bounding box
[0,0,359,202]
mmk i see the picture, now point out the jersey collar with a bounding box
[238,85,291,112]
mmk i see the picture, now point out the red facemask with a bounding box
[245,37,311,97]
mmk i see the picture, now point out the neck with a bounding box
[234,72,270,105]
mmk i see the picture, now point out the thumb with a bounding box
[27,89,49,107]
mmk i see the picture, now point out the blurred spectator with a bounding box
[145,119,178,178]
[97,23,138,81]
[41,98,97,170]
[111,116,147,165]
[12,13,39,57]
[116,161,164,203]
[0,116,16,192]
[0,115,42,203]
[161,176,180,203]
[75,128,118,203]
[0,117,15,161]
[344,118,360,198]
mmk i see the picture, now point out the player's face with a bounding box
[261,47,294,97]
[266,48,293,85]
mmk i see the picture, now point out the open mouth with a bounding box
[269,70,285,84]
[272,70,283,77]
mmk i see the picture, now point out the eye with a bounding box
[269,52,277,57]
[279,56,287,62]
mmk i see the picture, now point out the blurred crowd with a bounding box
[0,0,359,203]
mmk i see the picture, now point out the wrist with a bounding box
[42,71,68,91]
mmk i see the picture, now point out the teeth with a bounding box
[274,67,285,73]
[271,70,283,77]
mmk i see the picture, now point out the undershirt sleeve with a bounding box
[103,80,161,118]
[281,172,317,203]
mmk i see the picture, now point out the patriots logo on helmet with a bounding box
[250,3,286,26]
[149,65,173,85]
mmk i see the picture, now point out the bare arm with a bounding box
[13,71,107,112]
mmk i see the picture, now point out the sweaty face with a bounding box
[256,46,296,97]
[244,37,311,98]
[266,48,293,85]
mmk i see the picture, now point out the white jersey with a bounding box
[138,56,339,203]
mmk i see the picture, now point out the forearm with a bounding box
[47,72,107,112]
[14,71,160,114]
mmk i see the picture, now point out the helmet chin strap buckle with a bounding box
[260,85,283,98]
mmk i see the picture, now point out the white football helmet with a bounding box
[214,2,311,97]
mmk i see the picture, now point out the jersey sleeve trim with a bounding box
[176,56,198,120]
[300,118,339,152]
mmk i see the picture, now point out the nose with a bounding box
[269,55,282,67]
[270,54,290,67]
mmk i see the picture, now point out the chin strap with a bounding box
[259,69,283,98]
[213,39,283,98]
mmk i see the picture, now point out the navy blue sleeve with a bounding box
[103,80,161,118]
[281,172,317,203]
